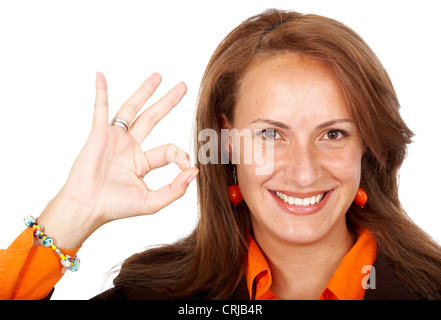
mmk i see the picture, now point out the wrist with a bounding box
[36,190,102,249]
[24,216,81,272]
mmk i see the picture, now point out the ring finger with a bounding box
[113,72,162,126]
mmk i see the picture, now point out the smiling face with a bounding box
[228,53,364,246]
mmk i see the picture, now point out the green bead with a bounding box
[70,258,80,272]
[42,237,53,247]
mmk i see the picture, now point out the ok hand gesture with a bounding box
[38,73,198,248]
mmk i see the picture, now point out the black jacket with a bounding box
[89,251,419,300]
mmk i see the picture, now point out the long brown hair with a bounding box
[114,9,441,299]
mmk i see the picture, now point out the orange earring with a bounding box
[228,166,243,206]
[354,187,367,208]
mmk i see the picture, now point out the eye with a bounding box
[322,129,348,141]
[257,129,281,140]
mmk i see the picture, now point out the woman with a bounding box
[3,9,441,300]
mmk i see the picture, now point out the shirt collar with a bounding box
[246,234,273,300]
[324,228,377,299]
[245,228,377,300]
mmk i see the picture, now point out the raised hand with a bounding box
[37,73,198,248]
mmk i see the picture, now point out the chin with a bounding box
[250,203,346,247]
[249,211,327,245]
[276,223,332,245]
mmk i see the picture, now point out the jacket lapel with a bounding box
[363,251,418,300]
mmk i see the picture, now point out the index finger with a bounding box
[129,81,187,144]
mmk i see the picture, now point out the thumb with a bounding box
[143,167,199,215]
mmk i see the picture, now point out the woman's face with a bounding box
[228,53,364,245]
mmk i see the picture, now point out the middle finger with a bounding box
[114,72,162,125]
[129,81,187,144]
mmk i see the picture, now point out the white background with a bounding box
[1,0,440,299]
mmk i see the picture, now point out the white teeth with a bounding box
[275,191,325,206]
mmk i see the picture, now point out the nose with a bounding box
[283,142,322,188]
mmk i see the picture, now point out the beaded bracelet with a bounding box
[24,216,80,272]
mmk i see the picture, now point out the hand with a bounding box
[38,72,198,248]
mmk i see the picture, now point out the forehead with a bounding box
[234,53,350,125]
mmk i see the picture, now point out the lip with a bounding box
[273,189,329,199]
[269,189,333,216]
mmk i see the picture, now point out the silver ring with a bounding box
[110,117,129,132]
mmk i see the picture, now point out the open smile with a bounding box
[269,189,332,215]
[275,191,326,206]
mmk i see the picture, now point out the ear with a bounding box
[220,113,233,163]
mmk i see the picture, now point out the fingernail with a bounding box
[185,156,191,168]
[186,169,198,184]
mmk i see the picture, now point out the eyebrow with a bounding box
[249,118,353,130]
[248,118,292,130]
[315,119,354,130]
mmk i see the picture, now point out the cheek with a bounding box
[323,146,363,184]
[231,134,276,176]
[237,164,272,194]
[235,145,275,204]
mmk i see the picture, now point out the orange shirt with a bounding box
[246,228,377,300]
[2,227,375,300]
[0,228,80,300]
